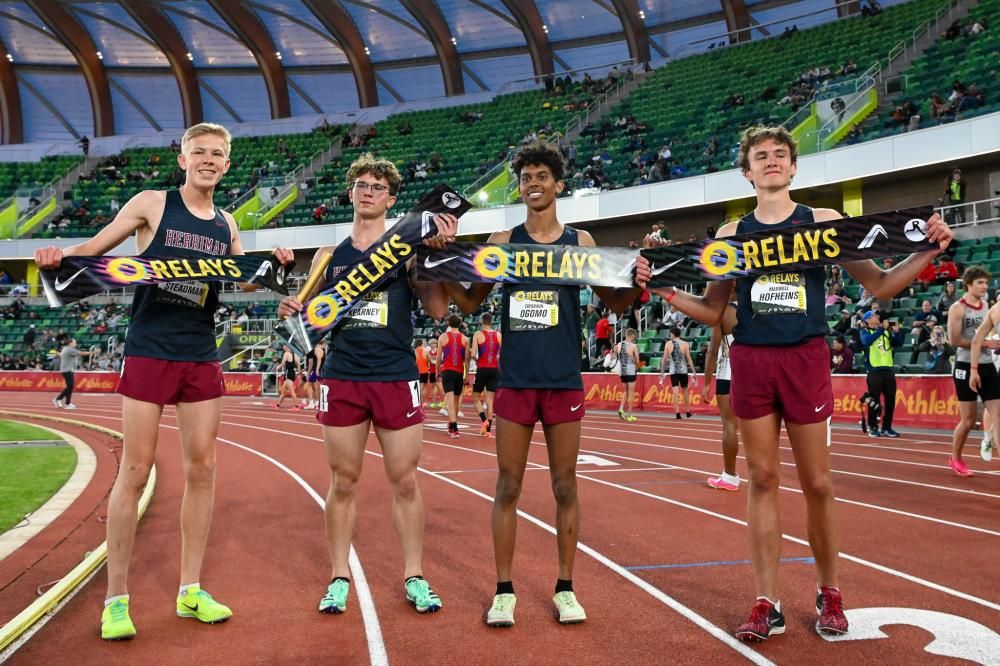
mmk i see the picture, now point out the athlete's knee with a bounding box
[184,454,216,485]
[747,466,780,493]
[330,472,359,501]
[494,472,523,507]
[389,470,419,502]
[799,471,834,502]
[117,461,153,492]
[551,475,578,505]
[957,413,977,431]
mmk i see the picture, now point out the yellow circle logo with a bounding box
[700,241,738,277]
[473,246,508,280]
[106,257,148,283]
[306,294,340,328]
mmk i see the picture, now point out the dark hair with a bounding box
[670,327,681,337]
[963,265,992,287]
[833,335,845,345]
[447,313,463,328]
[511,142,565,182]
[480,312,493,325]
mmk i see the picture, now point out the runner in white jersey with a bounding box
[967,279,1000,463]
[947,266,1000,476]
[615,328,640,422]
[659,327,696,419]
[702,304,740,490]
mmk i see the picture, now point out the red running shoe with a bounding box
[735,598,785,642]
[815,586,849,635]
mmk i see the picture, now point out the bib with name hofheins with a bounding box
[125,190,231,362]
[321,238,418,382]
[733,205,829,347]
[498,224,583,390]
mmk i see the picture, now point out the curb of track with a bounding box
[0,412,157,653]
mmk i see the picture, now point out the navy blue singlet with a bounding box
[125,189,231,361]
[733,204,829,346]
[498,224,583,389]
[320,238,418,381]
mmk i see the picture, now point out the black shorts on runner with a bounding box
[716,379,731,396]
[670,373,689,388]
[473,367,498,393]
[621,374,637,384]
[953,361,1000,402]
[419,372,431,385]
[441,370,464,395]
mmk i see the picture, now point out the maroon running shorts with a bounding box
[317,378,424,430]
[117,356,225,405]
[494,388,586,426]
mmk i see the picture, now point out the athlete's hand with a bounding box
[635,255,650,288]
[278,296,303,320]
[424,213,459,250]
[34,246,64,270]
[970,368,981,392]
[658,374,665,386]
[701,385,712,402]
[272,246,295,265]
[634,255,651,289]
[983,340,1000,350]
[924,213,953,254]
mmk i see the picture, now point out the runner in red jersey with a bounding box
[438,314,469,438]
[471,312,502,436]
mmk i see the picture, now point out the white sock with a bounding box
[179,582,199,596]
[721,471,741,485]
[105,594,128,607]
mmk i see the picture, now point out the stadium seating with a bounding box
[0,155,82,196]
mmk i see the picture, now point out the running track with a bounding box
[1,392,998,665]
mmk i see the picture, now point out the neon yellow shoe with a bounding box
[553,591,586,624]
[101,597,136,640]
[176,586,232,624]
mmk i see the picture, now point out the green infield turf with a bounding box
[0,420,77,534]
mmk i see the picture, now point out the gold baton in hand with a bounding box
[281,250,332,319]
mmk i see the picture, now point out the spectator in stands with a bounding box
[0,268,10,285]
[312,203,328,224]
[861,0,882,18]
[429,152,443,173]
[916,260,938,290]
[78,135,90,156]
[936,254,960,282]
[943,18,962,40]
[929,93,952,121]
[670,160,687,178]
[941,169,966,224]
[968,17,987,36]
[843,125,862,145]
[910,300,941,345]
[648,160,666,183]
[937,281,959,312]
[830,336,854,373]
[918,325,955,374]
[397,121,413,135]
[23,324,36,349]
[169,139,180,151]
[833,309,853,336]
[825,282,851,307]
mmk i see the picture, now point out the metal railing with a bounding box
[220,338,273,370]
[562,67,637,139]
[937,196,1000,228]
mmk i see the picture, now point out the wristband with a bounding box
[665,288,677,303]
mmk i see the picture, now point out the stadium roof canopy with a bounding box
[0,0,851,143]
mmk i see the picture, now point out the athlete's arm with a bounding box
[577,230,643,313]
[471,331,482,361]
[659,341,671,382]
[969,304,1000,388]
[629,343,640,365]
[443,229,508,314]
[703,326,721,388]
[684,341,697,379]
[34,190,164,269]
[639,224,735,326]
[947,301,970,349]
[840,210,953,298]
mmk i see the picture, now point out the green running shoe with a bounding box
[553,590,587,624]
[319,579,350,614]
[486,593,516,627]
[101,597,136,640]
[405,577,442,613]
[176,586,232,624]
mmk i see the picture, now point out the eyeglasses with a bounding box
[352,181,391,193]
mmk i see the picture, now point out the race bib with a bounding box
[154,281,209,309]
[750,273,807,316]
[342,291,389,329]
[955,368,968,381]
[508,289,559,331]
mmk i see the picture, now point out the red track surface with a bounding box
[1,391,998,665]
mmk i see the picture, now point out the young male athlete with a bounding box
[968,284,1000,463]
[470,312,502,436]
[438,314,469,438]
[307,340,326,410]
[948,266,1000,475]
[35,122,294,640]
[701,304,741,490]
[444,143,647,627]
[659,327,696,419]
[638,125,952,641]
[277,153,457,616]
[274,344,303,410]
[614,328,640,422]
[414,339,431,405]
[428,338,444,408]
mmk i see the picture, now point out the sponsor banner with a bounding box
[642,207,937,287]
[414,243,636,287]
[0,371,263,396]
[578,373,957,428]
[41,255,292,307]
[282,185,472,354]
